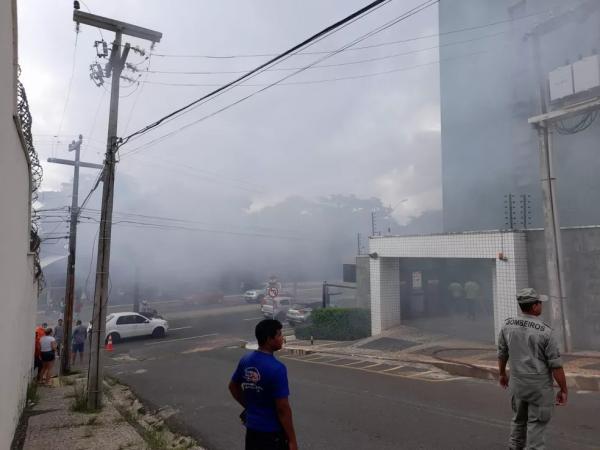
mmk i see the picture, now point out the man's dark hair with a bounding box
[519,300,540,313]
[255,319,282,346]
[76,320,82,325]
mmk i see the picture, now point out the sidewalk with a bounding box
[15,372,204,450]
[284,325,600,391]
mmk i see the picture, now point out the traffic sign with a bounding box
[268,287,279,298]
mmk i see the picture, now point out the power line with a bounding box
[144,30,505,76]
[123,54,153,134]
[78,167,105,212]
[118,0,399,147]
[149,6,554,60]
[79,207,304,235]
[77,215,316,242]
[119,0,439,157]
[128,157,265,193]
[53,31,80,156]
[137,50,484,90]
[120,49,482,159]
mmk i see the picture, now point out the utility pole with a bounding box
[48,135,103,375]
[133,265,140,313]
[73,9,162,410]
[524,0,600,351]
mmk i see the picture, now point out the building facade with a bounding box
[0,0,41,446]
[364,1,600,351]
[440,0,600,232]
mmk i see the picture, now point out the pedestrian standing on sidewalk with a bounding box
[71,320,87,366]
[498,288,568,450]
[39,328,57,385]
[229,319,298,450]
[34,324,45,382]
[53,318,64,357]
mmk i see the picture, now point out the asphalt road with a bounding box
[105,307,600,450]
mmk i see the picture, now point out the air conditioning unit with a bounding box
[548,64,574,102]
[573,55,600,94]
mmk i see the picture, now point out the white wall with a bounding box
[0,0,38,447]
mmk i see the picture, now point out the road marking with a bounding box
[169,326,192,331]
[341,360,368,367]
[361,363,385,369]
[144,333,219,346]
[243,317,264,321]
[282,353,464,383]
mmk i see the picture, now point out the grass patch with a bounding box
[61,377,75,386]
[26,381,39,404]
[70,384,99,414]
[143,428,168,450]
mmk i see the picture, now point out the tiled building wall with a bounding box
[369,231,528,339]
[370,257,401,335]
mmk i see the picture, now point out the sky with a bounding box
[18,0,442,226]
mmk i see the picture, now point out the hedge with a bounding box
[295,307,371,341]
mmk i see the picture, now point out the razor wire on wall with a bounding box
[16,68,44,286]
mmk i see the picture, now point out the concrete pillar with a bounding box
[370,257,401,335]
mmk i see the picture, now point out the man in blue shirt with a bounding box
[229,319,298,450]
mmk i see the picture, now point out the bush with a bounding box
[295,308,371,341]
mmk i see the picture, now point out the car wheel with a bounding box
[106,332,120,345]
[152,327,165,338]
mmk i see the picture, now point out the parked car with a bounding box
[286,306,313,326]
[243,290,264,304]
[261,297,293,321]
[105,312,169,343]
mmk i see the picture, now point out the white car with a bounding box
[105,312,168,343]
[286,306,313,326]
[243,290,264,303]
[261,297,293,321]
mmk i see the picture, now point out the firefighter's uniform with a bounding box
[498,289,562,450]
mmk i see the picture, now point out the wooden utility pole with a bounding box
[48,135,103,375]
[72,9,161,410]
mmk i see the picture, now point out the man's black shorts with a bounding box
[245,428,288,450]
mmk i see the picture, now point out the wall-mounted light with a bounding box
[368,252,379,259]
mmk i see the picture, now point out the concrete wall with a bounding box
[527,227,600,350]
[0,0,38,447]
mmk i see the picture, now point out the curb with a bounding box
[284,344,600,391]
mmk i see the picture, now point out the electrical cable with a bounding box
[123,54,153,135]
[79,208,304,235]
[78,167,105,213]
[78,215,316,242]
[145,30,505,76]
[52,31,79,156]
[150,7,555,59]
[137,50,483,90]
[118,0,399,147]
[555,110,599,135]
[119,0,439,157]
